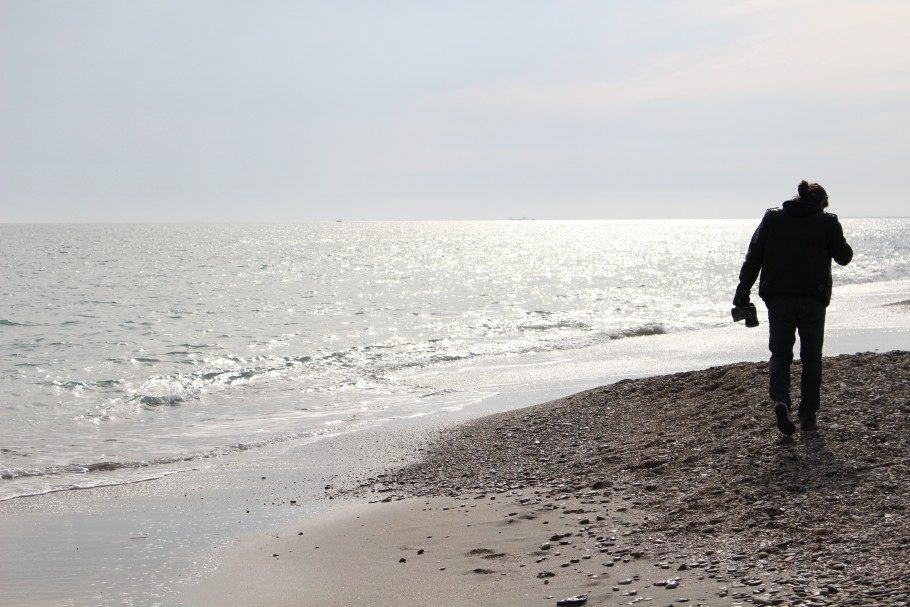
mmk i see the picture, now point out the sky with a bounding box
[1,0,908,221]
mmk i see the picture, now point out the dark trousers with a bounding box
[766,295,826,420]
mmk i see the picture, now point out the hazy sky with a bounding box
[2,1,908,221]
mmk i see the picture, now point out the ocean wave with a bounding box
[137,394,185,406]
[32,318,691,428]
[516,323,672,355]
[0,469,197,502]
[0,429,318,483]
[120,323,677,408]
[46,320,696,424]
[519,320,592,331]
[0,319,36,327]
[610,323,667,339]
[48,378,123,390]
[126,354,320,406]
[353,322,677,379]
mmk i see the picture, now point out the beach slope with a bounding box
[189,351,910,606]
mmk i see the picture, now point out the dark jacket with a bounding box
[734,199,853,307]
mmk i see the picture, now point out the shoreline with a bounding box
[3,278,907,504]
[1,280,908,605]
[188,351,910,606]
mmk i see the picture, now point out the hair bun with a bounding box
[798,180,810,197]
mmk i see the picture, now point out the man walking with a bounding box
[733,180,853,435]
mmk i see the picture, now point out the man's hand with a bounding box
[733,283,751,307]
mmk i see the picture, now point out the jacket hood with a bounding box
[783,198,823,218]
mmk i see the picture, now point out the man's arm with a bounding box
[733,214,769,306]
[828,217,853,266]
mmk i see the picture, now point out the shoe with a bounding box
[800,415,818,432]
[774,401,796,436]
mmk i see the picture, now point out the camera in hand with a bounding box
[731,303,759,327]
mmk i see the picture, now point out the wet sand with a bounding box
[190,351,910,606]
[185,494,731,606]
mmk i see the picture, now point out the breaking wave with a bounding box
[0,425,345,494]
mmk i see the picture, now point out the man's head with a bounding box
[797,180,829,209]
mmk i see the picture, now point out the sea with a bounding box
[2,219,908,501]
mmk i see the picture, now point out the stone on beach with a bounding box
[555,594,588,606]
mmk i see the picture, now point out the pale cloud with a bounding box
[447,1,910,112]
[718,0,795,15]
[2,0,907,219]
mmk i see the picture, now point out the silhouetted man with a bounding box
[733,180,853,435]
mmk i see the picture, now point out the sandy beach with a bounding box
[187,351,910,606]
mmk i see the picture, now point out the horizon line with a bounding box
[1,216,907,225]
[0,215,910,226]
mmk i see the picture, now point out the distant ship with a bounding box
[508,216,535,221]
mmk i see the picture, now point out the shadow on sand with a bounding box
[757,431,860,495]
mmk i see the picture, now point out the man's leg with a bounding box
[767,296,796,408]
[796,296,826,425]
